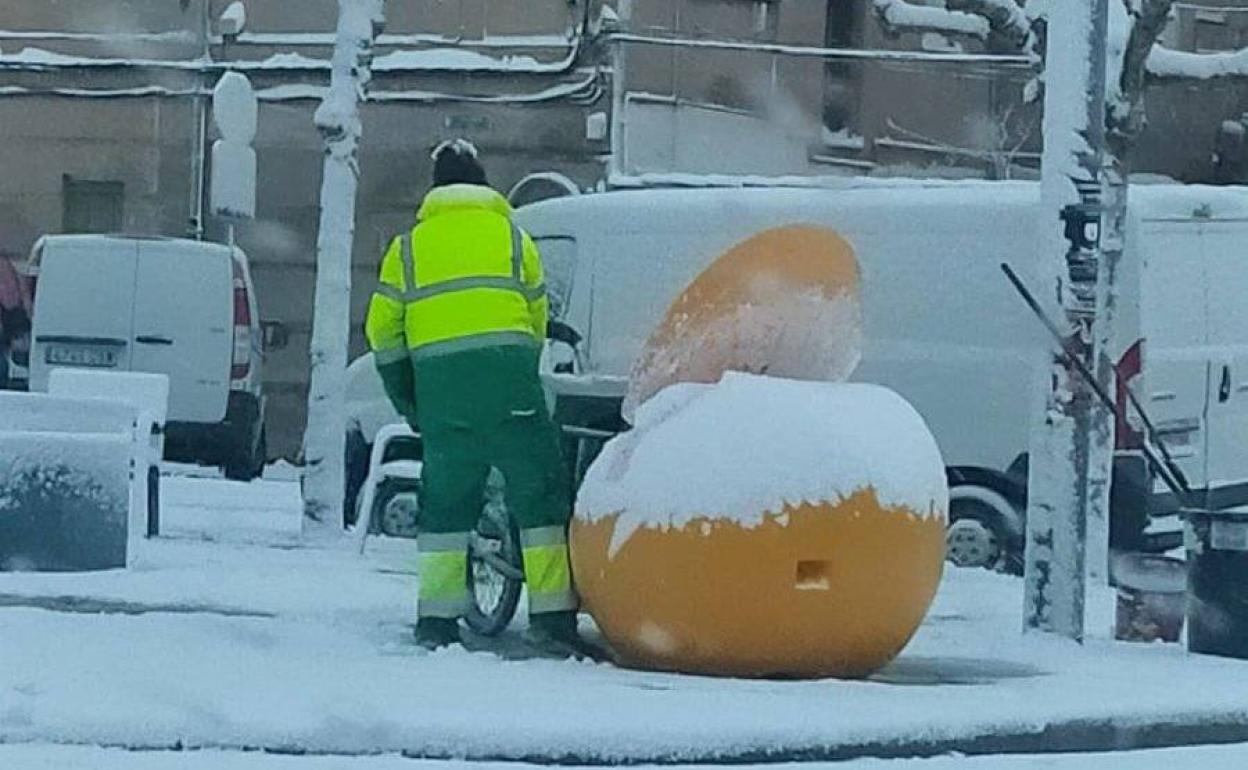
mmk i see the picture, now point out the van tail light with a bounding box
[1115,339,1144,451]
[231,262,252,382]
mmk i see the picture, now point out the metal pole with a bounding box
[1003,262,1192,507]
[609,1,633,181]
[1024,0,1112,642]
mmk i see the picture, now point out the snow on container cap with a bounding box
[572,373,949,678]
[579,372,948,556]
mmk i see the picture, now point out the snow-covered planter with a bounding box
[0,432,131,571]
[0,391,140,571]
[572,373,948,678]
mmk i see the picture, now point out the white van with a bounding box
[28,235,268,480]
[516,182,1248,570]
[345,181,1248,570]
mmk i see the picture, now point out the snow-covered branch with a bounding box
[874,0,1036,54]
[1111,0,1173,158]
[872,0,991,42]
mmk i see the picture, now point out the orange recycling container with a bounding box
[573,375,948,679]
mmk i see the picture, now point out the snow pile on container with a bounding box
[623,225,862,421]
[572,373,948,678]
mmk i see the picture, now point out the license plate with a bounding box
[45,344,120,368]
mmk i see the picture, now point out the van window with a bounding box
[532,236,576,320]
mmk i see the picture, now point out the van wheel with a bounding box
[370,478,421,538]
[249,428,267,479]
[947,487,1024,575]
[224,426,265,483]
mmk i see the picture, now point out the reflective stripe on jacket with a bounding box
[365,184,548,364]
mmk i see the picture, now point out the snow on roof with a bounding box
[606,170,1029,191]
[0,42,576,74]
[538,179,1248,226]
[255,70,597,104]
[0,85,201,99]
[33,234,234,263]
[873,0,991,40]
[371,47,569,73]
[0,46,204,70]
[1148,44,1248,80]
[0,30,198,44]
[231,31,574,50]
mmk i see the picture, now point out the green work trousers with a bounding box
[405,344,577,619]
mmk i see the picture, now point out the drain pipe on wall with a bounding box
[187,0,211,240]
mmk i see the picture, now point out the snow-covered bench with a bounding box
[0,382,162,572]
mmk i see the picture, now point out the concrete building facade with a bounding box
[3,0,1248,456]
[0,0,606,456]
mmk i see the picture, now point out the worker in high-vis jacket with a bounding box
[365,139,590,656]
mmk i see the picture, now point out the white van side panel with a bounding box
[1139,220,1209,491]
[520,184,1248,493]
[545,189,1045,473]
[851,219,1043,473]
[1201,220,1248,492]
[30,239,139,393]
[132,241,232,423]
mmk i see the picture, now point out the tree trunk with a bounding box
[302,0,385,535]
[1024,0,1113,641]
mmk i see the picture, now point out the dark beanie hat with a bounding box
[431,138,488,187]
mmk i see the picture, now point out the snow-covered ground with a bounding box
[2,743,1248,769]
[3,471,1248,765]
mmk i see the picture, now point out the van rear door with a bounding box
[131,240,232,423]
[30,237,137,392]
[1140,219,1210,494]
[1200,220,1248,504]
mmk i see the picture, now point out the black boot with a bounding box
[524,611,610,662]
[413,617,462,651]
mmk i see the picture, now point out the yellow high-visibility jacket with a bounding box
[365,184,548,369]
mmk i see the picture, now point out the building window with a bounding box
[1194,12,1234,53]
[824,0,861,132]
[62,176,124,234]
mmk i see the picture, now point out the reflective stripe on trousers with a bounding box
[520,525,578,614]
[418,531,470,619]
